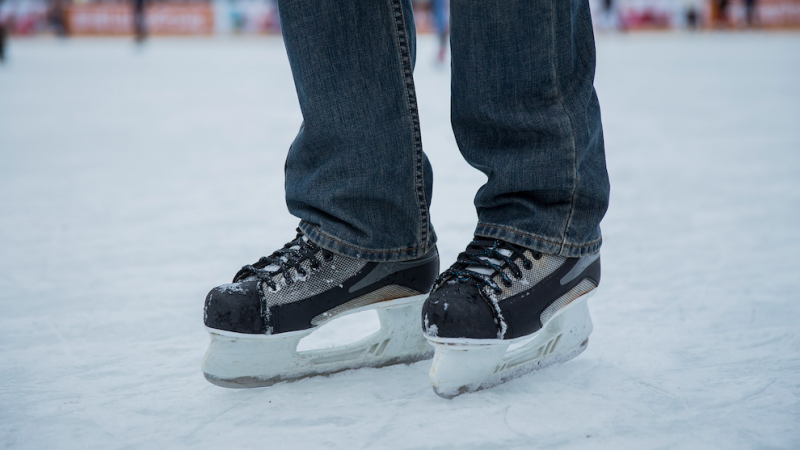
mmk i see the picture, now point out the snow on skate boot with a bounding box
[202,229,439,388]
[421,238,600,398]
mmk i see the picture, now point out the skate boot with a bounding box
[202,229,439,388]
[421,238,600,398]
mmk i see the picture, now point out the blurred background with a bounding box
[0,0,799,41]
[1,1,799,449]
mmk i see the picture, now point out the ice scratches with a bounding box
[185,397,253,437]
[697,378,777,410]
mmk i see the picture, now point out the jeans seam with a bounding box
[388,0,429,251]
[549,0,579,256]
[307,223,423,254]
[477,222,601,249]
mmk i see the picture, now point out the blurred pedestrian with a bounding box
[744,0,758,27]
[133,0,146,43]
[47,0,68,37]
[602,0,613,24]
[0,0,6,62]
[687,8,699,28]
[715,0,729,27]
[0,21,6,63]
[430,0,448,63]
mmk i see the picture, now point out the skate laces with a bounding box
[434,238,541,295]
[233,228,333,291]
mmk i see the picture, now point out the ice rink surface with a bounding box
[1,33,799,449]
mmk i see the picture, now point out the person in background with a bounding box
[48,0,68,37]
[430,0,448,63]
[715,0,730,27]
[133,0,146,43]
[0,25,5,63]
[685,6,699,29]
[602,0,615,29]
[0,0,6,62]
[744,0,758,27]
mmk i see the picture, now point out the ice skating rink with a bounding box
[1,33,799,449]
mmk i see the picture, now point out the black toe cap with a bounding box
[204,280,265,334]
[422,283,500,339]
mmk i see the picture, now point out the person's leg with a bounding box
[421,0,609,397]
[278,0,435,263]
[450,0,609,258]
[202,0,442,388]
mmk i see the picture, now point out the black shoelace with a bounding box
[434,238,541,295]
[233,228,333,291]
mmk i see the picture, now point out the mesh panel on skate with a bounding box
[539,278,596,325]
[262,254,367,307]
[492,252,567,300]
[310,285,421,326]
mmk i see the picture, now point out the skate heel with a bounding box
[427,292,594,398]
[202,294,432,388]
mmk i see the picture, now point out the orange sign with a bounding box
[66,4,214,35]
[707,0,800,28]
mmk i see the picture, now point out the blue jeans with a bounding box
[278,0,609,262]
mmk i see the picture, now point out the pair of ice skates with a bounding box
[202,230,600,398]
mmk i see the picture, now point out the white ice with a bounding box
[1,33,799,449]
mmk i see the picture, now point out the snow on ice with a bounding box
[1,34,799,449]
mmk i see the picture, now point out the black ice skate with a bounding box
[202,229,439,388]
[421,238,600,398]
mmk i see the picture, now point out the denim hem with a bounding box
[389,0,431,251]
[300,221,437,263]
[475,222,601,258]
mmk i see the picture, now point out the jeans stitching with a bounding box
[306,223,423,254]
[389,0,429,252]
[549,0,580,256]
[477,222,601,249]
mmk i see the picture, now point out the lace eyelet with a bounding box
[502,279,512,287]
[523,260,532,270]
[322,252,334,261]
[533,252,542,260]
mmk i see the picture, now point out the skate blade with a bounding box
[203,350,433,389]
[201,294,432,388]
[426,292,594,399]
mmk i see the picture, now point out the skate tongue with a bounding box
[464,248,512,276]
